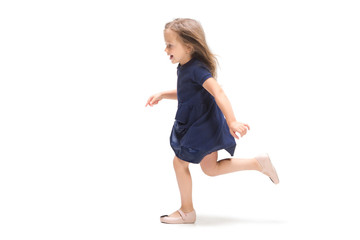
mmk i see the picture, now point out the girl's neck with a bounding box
[179,56,192,66]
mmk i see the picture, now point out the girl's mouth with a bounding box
[170,55,174,60]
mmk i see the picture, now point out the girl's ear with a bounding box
[186,44,194,54]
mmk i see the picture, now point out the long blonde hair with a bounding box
[165,18,218,79]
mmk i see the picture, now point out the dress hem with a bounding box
[174,143,236,164]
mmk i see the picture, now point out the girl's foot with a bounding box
[255,153,280,184]
[160,209,196,224]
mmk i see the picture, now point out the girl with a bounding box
[146,18,279,224]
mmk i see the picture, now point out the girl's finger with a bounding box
[238,129,244,137]
[244,123,250,130]
[236,129,242,137]
[150,99,156,106]
[145,96,153,107]
[238,127,246,135]
[231,130,239,139]
[241,128,247,137]
[243,127,247,134]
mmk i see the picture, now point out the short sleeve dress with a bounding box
[170,58,236,164]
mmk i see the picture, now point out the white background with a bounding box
[1,0,359,239]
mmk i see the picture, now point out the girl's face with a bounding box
[164,29,192,65]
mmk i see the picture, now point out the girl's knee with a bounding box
[200,152,218,176]
[200,163,217,177]
[173,156,189,168]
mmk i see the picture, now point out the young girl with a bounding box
[146,18,279,224]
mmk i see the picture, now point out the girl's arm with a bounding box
[203,78,250,139]
[145,89,177,107]
[161,89,177,100]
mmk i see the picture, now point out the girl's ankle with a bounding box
[180,207,195,213]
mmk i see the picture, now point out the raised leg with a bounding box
[200,151,262,177]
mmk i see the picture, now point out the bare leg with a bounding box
[168,156,194,217]
[200,152,262,177]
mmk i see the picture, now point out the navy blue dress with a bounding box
[170,58,236,164]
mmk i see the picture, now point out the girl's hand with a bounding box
[229,121,250,139]
[145,92,163,107]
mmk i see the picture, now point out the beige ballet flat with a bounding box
[255,153,280,184]
[160,209,196,224]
